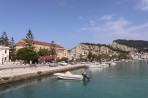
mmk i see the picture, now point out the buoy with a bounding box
[109,75,111,79]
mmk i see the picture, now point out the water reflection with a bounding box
[87,67,103,73]
[81,80,90,86]
[0,75,56,95]
[1,61,148,98]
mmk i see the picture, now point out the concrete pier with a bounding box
[0,64,85,85]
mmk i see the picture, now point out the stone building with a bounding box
[15,39,70,59]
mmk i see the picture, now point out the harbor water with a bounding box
[1,60,148,98]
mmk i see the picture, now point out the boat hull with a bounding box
[57,75,83,80]
[85,64,101,68]
[53,72,83,80]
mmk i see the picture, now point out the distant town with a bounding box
[0,30,148,65]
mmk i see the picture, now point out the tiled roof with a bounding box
[15,42,25,46]
[15,38,64,49]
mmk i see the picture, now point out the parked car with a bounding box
[58,61,67,66]
[49,62,58,67]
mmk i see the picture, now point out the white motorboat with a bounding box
[85,63,101,68]
[100,63,109,66]
[53,71,83,80]
[110,62,116,66]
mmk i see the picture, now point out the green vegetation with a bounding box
[118,53,129,59]
[56,57,68,62]
[49,41,57,56]
[87,51,92,61]
[16,47,38,63]
[9,37,16,61]
[87,53,129,61]
[16,30,38,63]
[38,48,49,56]
[25,29,34,48]
[0,31,9,46]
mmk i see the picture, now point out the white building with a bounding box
[0,46,9,65]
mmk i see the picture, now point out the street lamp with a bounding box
[2,54,4,65]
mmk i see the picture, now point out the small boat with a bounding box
[85,63,101,68]
[53,71,83,80]
[54,71,91,80]
[110,62,116,66]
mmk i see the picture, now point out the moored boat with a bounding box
[85,63,101,68]
[109,62,116,66]
[53,71,83,80]
[53,71,91,80]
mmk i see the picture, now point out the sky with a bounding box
[0,0,148,49]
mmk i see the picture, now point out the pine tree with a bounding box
[49,41,57,56]
[0,37,4,45]
[1,31,9,46]
[9,37,16,60]
[26,29,34,48]
[9,37,15,49]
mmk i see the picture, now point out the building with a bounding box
[0,46,9,64]
[15,39,70,59]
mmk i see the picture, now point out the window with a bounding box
[5,50,7,54]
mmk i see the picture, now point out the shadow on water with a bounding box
[0,75,57,94]
[81,80,91,86]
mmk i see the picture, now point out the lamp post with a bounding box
[2,54,4,65]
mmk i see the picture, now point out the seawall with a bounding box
[0,64,85,85]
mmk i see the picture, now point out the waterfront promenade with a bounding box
[0,64,85,84]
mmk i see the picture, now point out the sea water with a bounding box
[0,60,148,98]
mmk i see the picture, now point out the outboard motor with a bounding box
[82,71,91,80]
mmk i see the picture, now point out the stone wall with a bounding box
[0,65,84,85]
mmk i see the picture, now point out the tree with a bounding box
[118,53,128,59]
[111,54,118,59]
[0,37,4,45]
[16,47,38,63]
[49,41,57,56]
[9,37,16,61]
[26,29,34,48]
[38,48,49,56]
[1,31,9,46]
[92,54,98,61]
[87,51,92,61]
[56,57,68,62]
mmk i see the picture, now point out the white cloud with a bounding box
[100,15,112,21]
[137,0,148,11]
[89,20,96,26]
[79,17,148,44]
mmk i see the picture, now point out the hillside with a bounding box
[70,43,128,59]
[113,39,148,52]
[80,43,128,53]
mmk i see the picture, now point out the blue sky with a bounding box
[0,0,148,49]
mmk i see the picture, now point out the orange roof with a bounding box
[15,38,64,49]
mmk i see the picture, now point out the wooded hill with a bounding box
[80,43,128,53]
[114,39,148,52]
